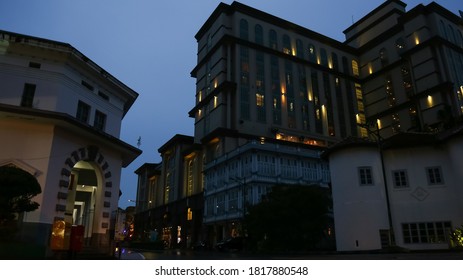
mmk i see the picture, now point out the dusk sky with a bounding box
[0,0,460,209]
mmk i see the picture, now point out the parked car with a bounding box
[216,237,244,252]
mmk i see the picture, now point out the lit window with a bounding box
[352,60,359,77]
[256,93,264,107]
[187,208,193,221]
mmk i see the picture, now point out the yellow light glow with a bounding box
[356,114,360,123]
[214,79,218,88]
[198,91,202,102]
[414,34,420,45]
[308,90,313,101]
[427,95,433,107]
[281,85,286,95]
[198,109,202,118]
[328,61,333,69]
[214,96,218,108]
[292,48,296,56]
[377,119,381,129]
[317,57,321,65]
[368,64,373,74]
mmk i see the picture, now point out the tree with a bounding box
[0,165,41,240]
[244,184,333,252]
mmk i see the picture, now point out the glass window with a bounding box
[255,24,263,45]
[21,83,36,107]
[76,101,90,123]
[392,170,408,188]
[282,34,291,55]
[94,110,106,131]
[358,167,373,186]
[308,44,316,63]
[239,19,248,40]
[426,166,444,185]
[352,60,359,77]
[269,29,278,50]
[320,48,328,66]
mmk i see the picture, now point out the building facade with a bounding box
[134,0,463,250]
[134,135,204,249]
[347,1,463,138]
[325,129,463,251]
[0,30,141,256]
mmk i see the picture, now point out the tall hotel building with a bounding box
[135,0,463,249]
[189,2,357,242]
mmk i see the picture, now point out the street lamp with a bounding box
[358,122,396,247]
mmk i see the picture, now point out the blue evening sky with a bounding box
[0,1,460,209]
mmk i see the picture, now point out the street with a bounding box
[120,248,463,260]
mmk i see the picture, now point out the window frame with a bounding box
[76,100,90,123]
[426,166,444,185]
[21,83,36,108]
[392,169,409,189]
[358,166,374,186]
[93,110,106,131]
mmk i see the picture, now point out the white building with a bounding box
[325,129,463,251]
[0,30,141,256]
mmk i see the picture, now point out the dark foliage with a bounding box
[244,184,332,252]
[0,166,42,239]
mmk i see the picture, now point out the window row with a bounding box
[358,166,444,187]
[76,100,107,132]
[239,18,356,75]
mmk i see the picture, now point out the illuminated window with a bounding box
[352,60,359,77]
[187,160,194,196]
[308,44,316,63]
[283,34,291,55]
[214,96,218,108]
[187,208,193,221]
[256,93,264,107]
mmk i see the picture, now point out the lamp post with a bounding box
[358,122,396,247]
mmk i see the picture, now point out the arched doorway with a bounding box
[65,161,102,245]
[55,146,115,252]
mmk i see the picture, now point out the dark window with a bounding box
[21,83,36,107]
[94,110,106,131]
[29,62,41,69]
[98,91,109,101]
[81,80,94,91]
[392,170,408,188]
[76,101,90,123]
[358,167,373,186]
[426,167,444,185]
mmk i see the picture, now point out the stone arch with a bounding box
[54,145,113,232]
